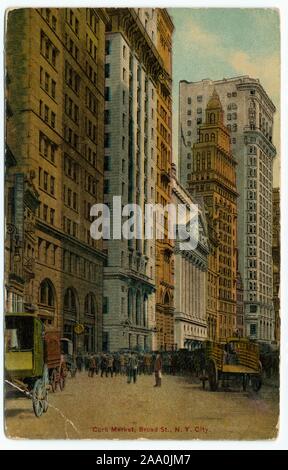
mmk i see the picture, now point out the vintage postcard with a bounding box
[3,6,280,440]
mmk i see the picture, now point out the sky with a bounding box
[168,8,280,186]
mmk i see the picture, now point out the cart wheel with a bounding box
[51,369,58,393]
[43,388,49,413]
[32,379,45,417]
[251,375,262,392]
[242,374,248,391]
[207,359,218,391]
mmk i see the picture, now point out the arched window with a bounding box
[209,113,215,124]
[39,279,55,307]
[205,133,209,142]
[164,291,170,305]
[64,287,77,316]
[211,133,215,142]
[84,293,96,317]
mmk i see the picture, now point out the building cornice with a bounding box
[36,220,107,261]
[106,8,171,89]
[94,8,111,26]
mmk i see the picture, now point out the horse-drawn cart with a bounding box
[204,337,262,392]
[5,313,66,417]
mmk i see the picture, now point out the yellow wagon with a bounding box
[205,337,262,392]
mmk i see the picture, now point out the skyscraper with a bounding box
[5,8,109,352]
[187,90,238,339]
[103,8,166,352]
[179,76,276,343]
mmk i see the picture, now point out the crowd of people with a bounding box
[70,347,279,387]
[74,351,164,386]
[72,349,208,386]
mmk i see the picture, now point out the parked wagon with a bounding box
[204,337,262,392]
[60,337,77,377]
[5,313,66,417]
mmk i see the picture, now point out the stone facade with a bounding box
[179,77,276,343]
[272,187,280,346]
[5,8,109,352]
[102,8,162,352]
[187,90,238,340]
[155,10,175,351]
[172,166,209,349]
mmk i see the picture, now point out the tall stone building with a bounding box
[155,10,175,350]
[272,187,280,346]
[188,90,238,339]
[206,214,219,340]
[102,8,165,351]
[172,165,209,349]
[236,270,244,338]
[179,76,276,343]
[5,8,109,352]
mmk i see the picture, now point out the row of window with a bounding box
[39,100,56,128]
[187,96,203,105]
[63,216,78,237]
[86,33,97,61]
[64,94,79,124]
[64,126,79,150]
[66,8,79,36]
[40,66,56,99]
[63,185,78,211]
[85,172,97,196]
[39,8,57,31]
[40,30,58,69]
[39,131,57,164]
[84,145,97,168]
[65,61,80,94]
[65,32,79,62]
[86,9,98,35]
[64,154,79,183]
[38,167,55,196]
[85,117,97,143]
[63,249,98,283]
[38,202,55,225]
[85,60,97,86]
[86,87,98,115]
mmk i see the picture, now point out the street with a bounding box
[5,372,279,440]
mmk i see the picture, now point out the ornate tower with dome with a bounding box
[188,89,238,340]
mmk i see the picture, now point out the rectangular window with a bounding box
[45,72,49,92]
[104,179,110,194]
[104,156,111,171]
[50,208,55,225]
[104,109,110,125]
[51,80,56,99]
[104,133,110,148]
[51,112,56,128]
[44,105,49,122]
[105,87,110,101]
[50,176,55,195]
[105,63,110,78]
[250,324,257,336]
[103,297,108,314]
[105,40,110,55]
[52,16,57,31]
[43,204,48,221]
[51,145,55,163]
[44,171,48,191]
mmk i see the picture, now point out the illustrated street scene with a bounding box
[4,8,280,440]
